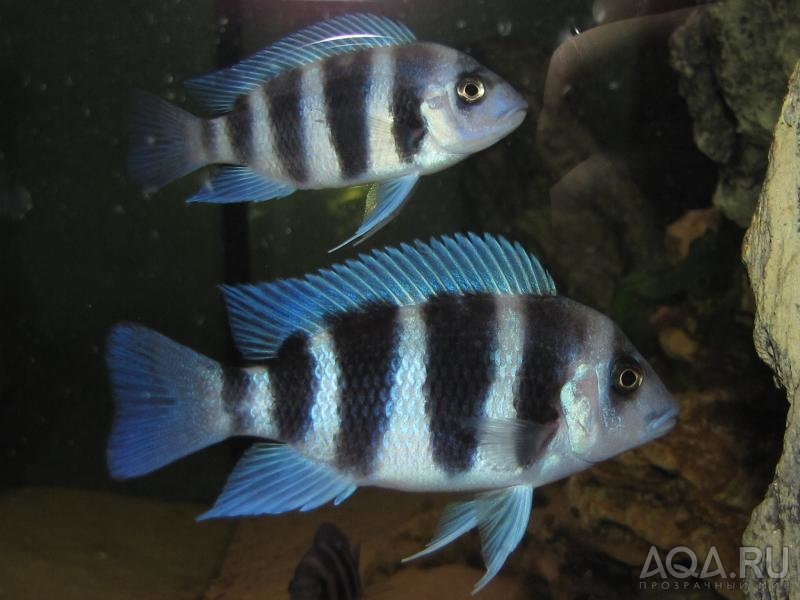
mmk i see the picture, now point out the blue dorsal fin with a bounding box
[186,14,416,114]
[223,233,556,361]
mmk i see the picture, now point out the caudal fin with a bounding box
[127,91,208,191]
[106,324,230,479]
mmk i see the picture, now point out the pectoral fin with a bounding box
[330,173,419,252]
[404,485,534,594]
[477,417,559,469]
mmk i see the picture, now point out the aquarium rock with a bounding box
[670,0,800,227]
[741,61,800,599]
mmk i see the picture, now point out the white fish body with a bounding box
[129,14,527,249]
[106,233,677,593]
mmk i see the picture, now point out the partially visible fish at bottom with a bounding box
[289,523,362,600]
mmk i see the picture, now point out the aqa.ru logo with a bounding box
[639,546,789,592]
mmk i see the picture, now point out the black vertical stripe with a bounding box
[423,294,497,474]
[270,334,316,443]
[227,94,256,165]
[221,366,253,432]
[331,305,398,477]
[266,71,307,183]
[390,45,431,163]
[323,51,371,180]
[515,297,585,466]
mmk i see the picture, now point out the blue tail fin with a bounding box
[106,324,230,479]
[127,91,208,191]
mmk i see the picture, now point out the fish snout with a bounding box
[645,404,679,437]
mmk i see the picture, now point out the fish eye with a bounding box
[611,359,644,396]
[457,78,486,104]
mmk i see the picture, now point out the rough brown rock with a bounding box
[670,0,800,226]
[741,62,800,599]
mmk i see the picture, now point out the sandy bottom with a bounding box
[0,487,521,600]
[0,487,232,600]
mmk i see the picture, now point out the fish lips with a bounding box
[447,104,528,155]
[500,104,528,130]
[646,406,679,438]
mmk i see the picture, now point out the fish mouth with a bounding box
[440,104,528,156]
[647,407,679,437]
[499,105,528,129]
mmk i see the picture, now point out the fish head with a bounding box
[558,305,678,464]
[418,44,528,156]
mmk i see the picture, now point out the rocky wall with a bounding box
[741,62,800,600]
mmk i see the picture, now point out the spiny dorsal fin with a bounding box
[223,233,556,362]
[186,14,416,114]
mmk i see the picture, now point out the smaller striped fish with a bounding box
[289,523,362,600]
[128,14,527,249]
[106,233,678,593]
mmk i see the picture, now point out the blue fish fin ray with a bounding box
[127,91,207,190]
[105,324,229,479]
[472,486,533,594]
[329,174,420,252]
[188,165,295,203]
[198,443,356,519]
[402,499,479,563]
[476,417,559,470]
[403,485,533,593]
[223,233,555,361]
[334,484,357,505]
[186,14,416,113]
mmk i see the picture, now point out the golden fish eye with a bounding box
[612,360,644,395]
[457,78,485,103]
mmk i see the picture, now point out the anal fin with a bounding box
[188,165,295,204]
[404,485,533,594]
[199,443,356,520]
[330,173,419,252]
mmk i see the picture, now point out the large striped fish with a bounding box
[128,14,527,249]
[106,233,678,593]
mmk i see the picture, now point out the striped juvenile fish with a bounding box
[289,523,362,600]
[129,14,527,249]
[106,233,678,593]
